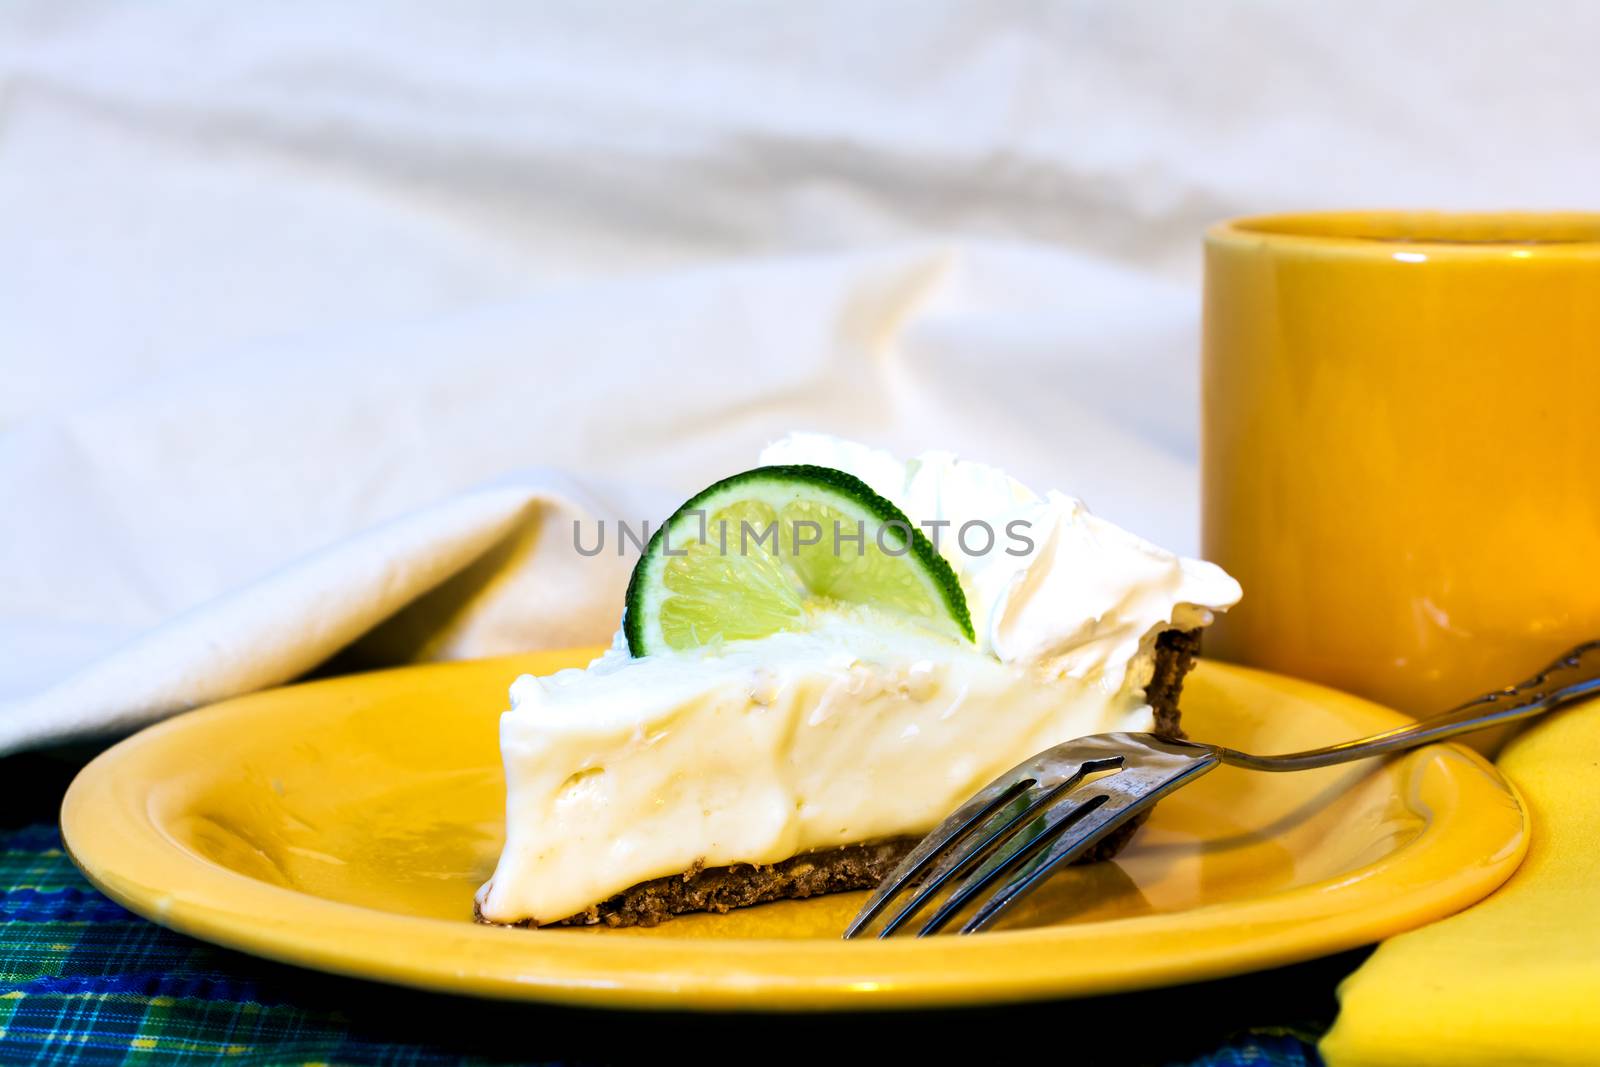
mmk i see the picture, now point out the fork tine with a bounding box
[954,754,1220,934]
[841,775,1035,939]
[843,748,1126,939]
[914,790,1114,936]
[874,773,1102,938]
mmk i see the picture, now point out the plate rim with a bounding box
[60,654,1529,1012]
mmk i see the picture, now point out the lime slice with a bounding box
[623,464,973,656]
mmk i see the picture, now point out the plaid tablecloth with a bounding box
[2,749,1335,1066]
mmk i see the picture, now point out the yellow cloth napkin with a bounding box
[1321,696,1600,1065]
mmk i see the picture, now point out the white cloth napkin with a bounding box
[5,2,1597,754]
[0,244,1205,753]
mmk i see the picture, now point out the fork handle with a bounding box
[1216,639,1600,772]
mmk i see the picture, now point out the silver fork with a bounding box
[845,639,1600,939]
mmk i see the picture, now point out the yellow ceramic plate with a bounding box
[61,651,1526,1011]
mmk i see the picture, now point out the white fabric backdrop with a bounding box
[4,0,1599,752]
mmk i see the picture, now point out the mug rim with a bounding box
[1208,210,1600,258]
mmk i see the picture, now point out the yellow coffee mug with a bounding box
[1202,212,1600,721]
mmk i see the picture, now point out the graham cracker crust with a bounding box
[481,628,1200,929]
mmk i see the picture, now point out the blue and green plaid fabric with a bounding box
[2,772,1331,1066]
[0,825,495,1065]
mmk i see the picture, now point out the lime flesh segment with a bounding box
[656,500,803,648]
[625,465,972,656]
[775,499,948,622]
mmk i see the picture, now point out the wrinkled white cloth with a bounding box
[4,1,1598,753]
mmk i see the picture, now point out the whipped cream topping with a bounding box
[757,433,1241,689]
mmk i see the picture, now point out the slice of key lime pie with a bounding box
[476,435,1240,927]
